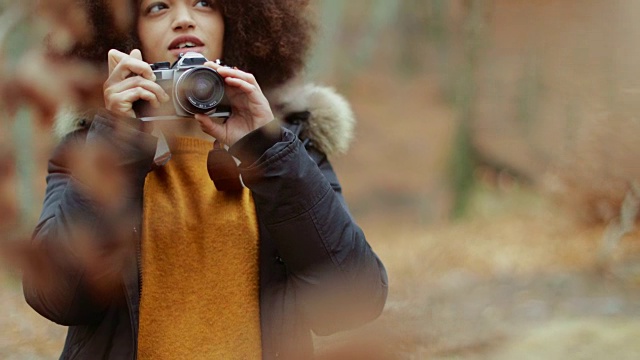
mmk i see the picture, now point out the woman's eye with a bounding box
[195,0,213,8]
[146,2,168,14]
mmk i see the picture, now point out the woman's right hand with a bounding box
[103,49,170,118]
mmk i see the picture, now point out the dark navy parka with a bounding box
[22,109,388,360]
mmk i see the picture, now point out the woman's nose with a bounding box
[171,7,196,30]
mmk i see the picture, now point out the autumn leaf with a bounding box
[4,49,105,126]
[36,0,93,51]
[0,146,17,233]
[106,0,136,34]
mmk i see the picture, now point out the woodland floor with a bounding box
[315,185,640,360]
[2,186,640,359]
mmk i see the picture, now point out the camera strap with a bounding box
[207,140,243,192]
[152,129,172,167]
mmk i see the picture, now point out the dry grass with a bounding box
[367,186,609,290]
[318,185,640,359]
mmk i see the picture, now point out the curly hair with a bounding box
[67,0,315,89]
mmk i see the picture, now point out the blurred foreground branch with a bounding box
[0,1,117,281]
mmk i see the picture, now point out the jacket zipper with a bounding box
[133,225,142,360]
[135,226,142,296]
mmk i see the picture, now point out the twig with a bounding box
[598,181,640,266]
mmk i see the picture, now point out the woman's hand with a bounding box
[103,49,170,118]
[195,62,274,146]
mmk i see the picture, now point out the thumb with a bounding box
[130,49,143,61]
[196,114,226,142]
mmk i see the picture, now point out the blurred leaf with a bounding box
[107,0,135,34]
[1,221,134,303]
[5,49,104,125]
[64,139,130,212]
[0,146,17,232]
[37,0,92,51]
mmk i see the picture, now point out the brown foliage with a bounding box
[0,147,17,232]
[4,50,105,125]
[63,139,130,212]
[0,1,129,291]
[0,2,106,124]
[1,224,134,303]
[37,0,93,49]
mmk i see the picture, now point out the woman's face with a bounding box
[137,0,225,64]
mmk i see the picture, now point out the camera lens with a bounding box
[175,67,225,114]
[193,77,215,100]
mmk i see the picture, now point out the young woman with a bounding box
[23,0,388,359]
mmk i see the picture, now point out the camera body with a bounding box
[133,52,230,121]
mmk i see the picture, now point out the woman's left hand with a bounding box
[195,62,274,146]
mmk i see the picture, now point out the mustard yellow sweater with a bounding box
[137,137,262,359]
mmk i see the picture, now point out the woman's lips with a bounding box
[168,35,204,50]
[167,35,206,59]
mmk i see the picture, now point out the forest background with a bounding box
[1,0,640,359]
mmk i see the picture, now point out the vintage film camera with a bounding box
[133,52,231,121]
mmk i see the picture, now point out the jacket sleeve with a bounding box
[230,121,388,335]
[23,110,157,326]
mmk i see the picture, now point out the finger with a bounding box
[204,61,223,71]
[215,66,261,90]
[108,49,146,75]
[105,76,170,103]
[195,113,225,139]
[130,49,143,61]
[108,54,156,85]
[110,87,161,111]
[108,49,129,74]
[224,77,262,99]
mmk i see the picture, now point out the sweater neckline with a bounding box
[168,137,215,154]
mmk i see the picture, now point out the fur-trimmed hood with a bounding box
[266,83,355,156]
[54,83,355,156]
